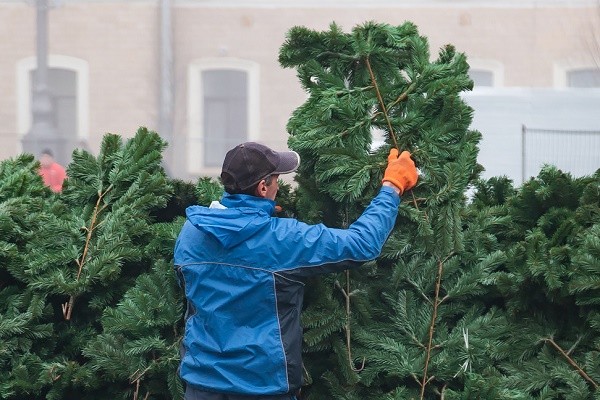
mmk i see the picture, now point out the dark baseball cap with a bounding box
[221,142,300,192]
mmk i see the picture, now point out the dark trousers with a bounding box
[184,386,297,400]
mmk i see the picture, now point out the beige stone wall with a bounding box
[0,1,598,179]
[0,4,33,158]
[51,2,160,147]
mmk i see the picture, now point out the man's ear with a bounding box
[255,180,268,198]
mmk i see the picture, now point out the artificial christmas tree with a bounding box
[279,21,488,399]
[0,128,186,399]
[455,167,600,400]
[280,20,600,400]
[0,155,55,397]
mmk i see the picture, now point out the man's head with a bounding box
[221,142,300,199]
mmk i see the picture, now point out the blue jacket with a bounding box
[173,186,400,396]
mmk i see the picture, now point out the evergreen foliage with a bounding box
[0,155,55,397]
[0,128,185,399]
[0,21,598,400]
[0,130,303,399]
[280,21,600,399]
[467,167,600,399]
[280,21,486,399]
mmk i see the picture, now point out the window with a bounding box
[554,62,600,88]
[567,68,600,88]
[469,69,494,88]
[466,59,503,89]
[202,70,248,167]
[29,68,77,140]
[16,55,89,155]
[187,58,259,175]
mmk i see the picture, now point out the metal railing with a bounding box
[521,125,600,182]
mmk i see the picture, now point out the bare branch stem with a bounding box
[62,184,113,320]
[545,337,599,389]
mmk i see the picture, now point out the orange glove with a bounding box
[382,149,418,194]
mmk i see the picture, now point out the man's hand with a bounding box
[382,149,418,195]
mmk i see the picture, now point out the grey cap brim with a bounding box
[273,151,300,174]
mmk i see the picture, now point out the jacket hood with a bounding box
[185,194,275,249]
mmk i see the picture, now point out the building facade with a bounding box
[0,0,598,182]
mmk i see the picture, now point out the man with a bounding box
[38,149,66,193]
[174,142,418,400]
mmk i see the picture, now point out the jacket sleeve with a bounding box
[272,186,400,278]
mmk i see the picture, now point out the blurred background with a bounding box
[0,0,598,185]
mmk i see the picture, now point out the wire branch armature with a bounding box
[365,57,398,150]
[62,184,113,321]
[335,272,366,373]
[545,337,599,389]
[416,251,454,399]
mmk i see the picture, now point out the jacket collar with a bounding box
[221,192,276,216]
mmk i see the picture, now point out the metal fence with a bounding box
[521,125,600,182]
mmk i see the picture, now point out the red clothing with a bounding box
[39,162,66,192]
